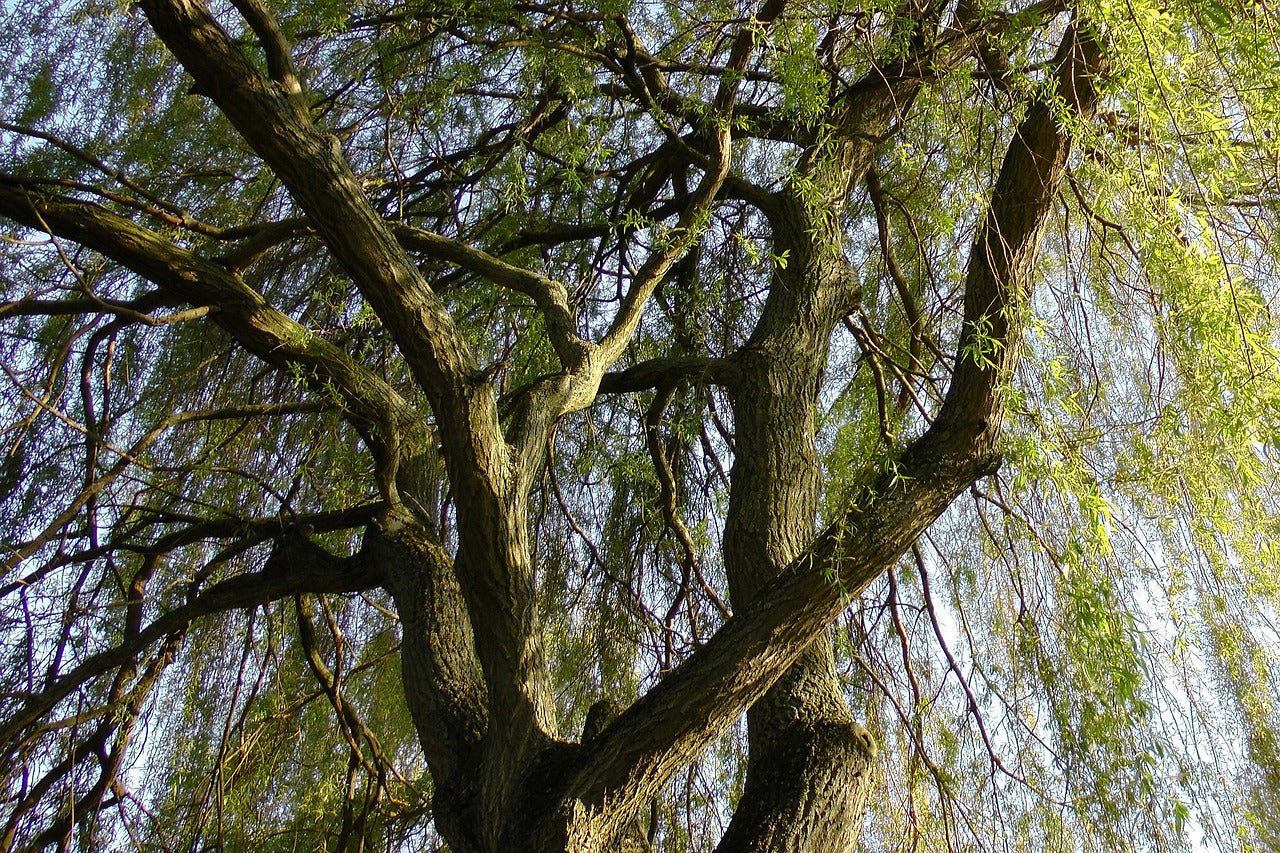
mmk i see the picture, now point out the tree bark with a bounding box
[712,16,1105,853]
[718,189,874,851]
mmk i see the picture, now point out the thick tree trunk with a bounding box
[716,645,877,853]
[718,197,876,852]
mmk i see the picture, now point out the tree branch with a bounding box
[597,357,741,394]
[138,0,482,412]
[391,223,586,369]
[0,527,386,761]
[226,0,300,93]
[137,1,559,752]
[594,1,786,366]
[0,181,420,490]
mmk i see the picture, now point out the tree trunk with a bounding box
[718,197,877,852]
[716,644,877,853]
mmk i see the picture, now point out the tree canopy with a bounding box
[1,0,1278,850]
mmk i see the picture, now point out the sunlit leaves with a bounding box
[827,2,1280,851]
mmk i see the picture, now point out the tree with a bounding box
[1,0,1278,849]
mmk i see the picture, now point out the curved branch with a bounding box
[594,1,785,365]
[597,356,741,394]
[0,181,419,481]
[391,223,585,368]
[227,0,300,93]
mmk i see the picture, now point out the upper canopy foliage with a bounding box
[0,0,1278,850]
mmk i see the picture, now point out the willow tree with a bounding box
[1,0,1277,850]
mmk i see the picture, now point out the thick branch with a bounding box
[227,0,300,93]
[597,357,741,394]
[0,182,418,478]
[138,0,480,411]
[138,0,558,753]
[937,21,1106,429]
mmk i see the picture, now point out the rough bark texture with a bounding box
[718,193,874,851]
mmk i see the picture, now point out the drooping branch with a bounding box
[0,181,423,483]
[0,403,338,586]
[867,167,925,406]
[0,526,387,762]
[2,631,181,852]
[0,121,226,236]
[0,177,494,794]
[294,596,406,800]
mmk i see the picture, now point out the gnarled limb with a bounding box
[135,2,564,772]
[0,180,490,816]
